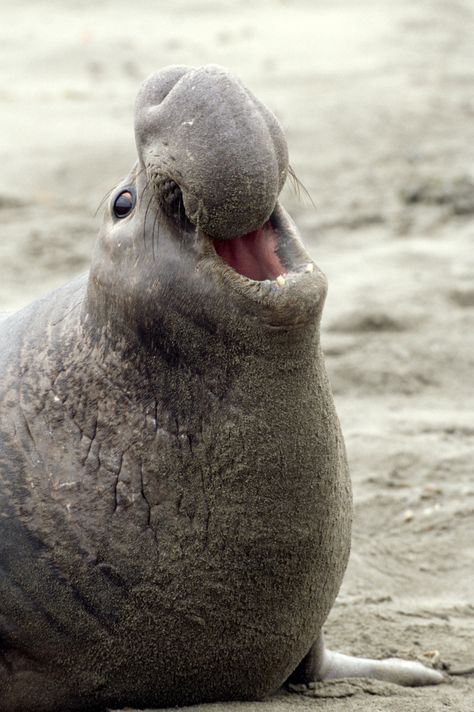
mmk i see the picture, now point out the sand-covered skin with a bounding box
[1,0,473,710]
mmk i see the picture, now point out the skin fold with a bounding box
[0,65,442,712]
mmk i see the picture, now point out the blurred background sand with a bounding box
[1,0,473,710]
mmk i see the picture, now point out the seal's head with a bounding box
[86,65,327,352]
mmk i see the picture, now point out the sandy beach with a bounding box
[0,0,473,710]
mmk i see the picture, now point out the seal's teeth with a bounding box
[275,275,286,287]
[305,263,314,273]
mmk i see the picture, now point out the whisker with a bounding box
[178,192,185,238]
[194,199,203,239]
[94,187,115,217]
[151,203,160,262]
[142,181,154,250]
[288,166,301,201]
[288,165,316,209]
[132,165,147,181]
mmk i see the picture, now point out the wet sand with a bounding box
[0,0,473,710]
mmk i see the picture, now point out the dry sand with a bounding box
[1,0,473,710]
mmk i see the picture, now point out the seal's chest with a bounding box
[139,435,325,623]
[140,418,324,576]
[118,499,323,705]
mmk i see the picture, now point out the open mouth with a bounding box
[212,221,286,282]
[154,177,315,289]
[209,207,315,289]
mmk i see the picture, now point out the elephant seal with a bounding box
[0,65,443,712]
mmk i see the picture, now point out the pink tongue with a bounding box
[213,221,286,281]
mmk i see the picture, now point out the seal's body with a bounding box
[0,66,442,712]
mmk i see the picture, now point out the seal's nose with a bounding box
[134,64,289,240]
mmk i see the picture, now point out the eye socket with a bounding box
[113,188,136,219]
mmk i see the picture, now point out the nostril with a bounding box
[161,178,181,206]
[156,178,183,209]
[154,176,192,230]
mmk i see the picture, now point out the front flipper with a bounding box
[288,633,445,687]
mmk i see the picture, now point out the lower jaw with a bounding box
[205,252,322,330]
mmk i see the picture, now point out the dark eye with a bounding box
[113,188,136,218]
